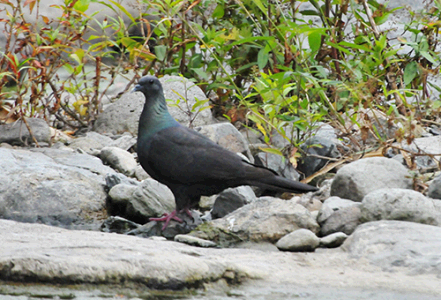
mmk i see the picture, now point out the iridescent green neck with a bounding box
[138,94,180,142]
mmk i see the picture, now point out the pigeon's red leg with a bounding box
[183,208,193,218]
[149,210,183,230]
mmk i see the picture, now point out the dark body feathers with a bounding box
[134,76,318,226]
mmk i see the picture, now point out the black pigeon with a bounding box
[133,76,318,229]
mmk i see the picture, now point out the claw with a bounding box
[149,210,183,230]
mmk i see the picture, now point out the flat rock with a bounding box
[342,220,441,275]
[360,188,441,226]
[330,157,412,201]
[1,219,441,296]
[0,219,248,289]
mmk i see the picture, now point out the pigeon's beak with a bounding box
[132,84,141,93]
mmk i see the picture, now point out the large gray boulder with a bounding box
[342,220,441,276]
[360,188,441,226]
[0,148,113,229]
[330,157,412,201]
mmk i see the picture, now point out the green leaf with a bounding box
[191,67,208,80]
[252,0,267,14]
[420,51,439,66]
[300,9,321,16]
[326,41,352,55]
[339,41,371,52]
[119,37,138,48]
[230,36,273,47]
[373,12,390,25]
[308,30,322,54]
[63,64,75,75]
[189,53,202,68]
[70,49,85,64]
[73,0,90,12]
[154,45,167,61]
[403,61,418,85]
[106,0,135,22]
[212,4,224,18]
[259,147,283,156]
[257,48,269,69]
[433,100,441,109]
[192,99,210,111]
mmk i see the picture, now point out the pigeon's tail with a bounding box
[254,174,319,193]
[241,161,318,193]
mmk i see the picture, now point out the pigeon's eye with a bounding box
[149,79,154,84]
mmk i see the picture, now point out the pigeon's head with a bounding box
[133,76,163,96]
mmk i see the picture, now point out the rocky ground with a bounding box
[1,75,441,299]
[1,220,441,299]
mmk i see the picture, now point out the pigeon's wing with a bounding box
[145,126,248,184]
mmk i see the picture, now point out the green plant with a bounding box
[0,0,143,132]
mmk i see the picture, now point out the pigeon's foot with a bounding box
[183,208,193,218]
[149,210,183,230]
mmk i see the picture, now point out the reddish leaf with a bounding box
[32,60,43,68]
[186,0,202,12]
[41,15,50,24]
[24,0,37,13]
